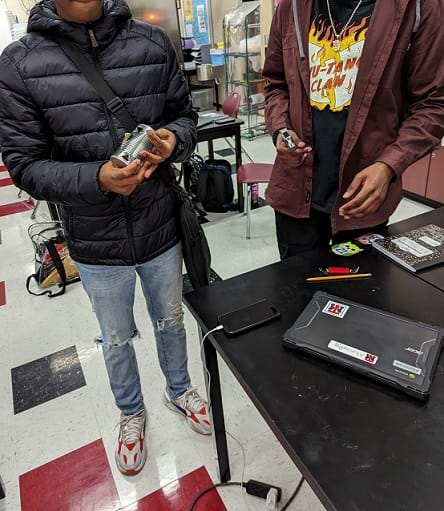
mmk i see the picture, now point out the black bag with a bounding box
[172,183,211,289]
[198,159,234,213]
[183,154,234,213]
[54,37,211,289]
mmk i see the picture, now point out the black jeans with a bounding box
[275,209,387,260]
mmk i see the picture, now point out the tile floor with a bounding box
[0,136,433,511]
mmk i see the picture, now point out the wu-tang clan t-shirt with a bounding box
[309,0,375,212]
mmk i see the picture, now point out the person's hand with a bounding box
[276,129,312,167]
[98,159,151,196]
[139,128,177,178]
[339,162,394,220]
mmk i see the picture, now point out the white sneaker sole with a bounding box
[115,442,148,476]
[115,416,148,476]
[163,393,212,436]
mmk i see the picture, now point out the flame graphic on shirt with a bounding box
[309,16,370,112]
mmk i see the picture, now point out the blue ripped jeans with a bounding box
[76,243,190,415]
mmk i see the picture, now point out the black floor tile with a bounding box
[11,346,86,414]
[215,148,235,158]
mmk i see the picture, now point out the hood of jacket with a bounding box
[27,0,132,47]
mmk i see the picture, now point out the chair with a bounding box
[220,92,255,164]
[237,163,273,239]
[222,92,241,118]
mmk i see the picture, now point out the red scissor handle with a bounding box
[326,266,359,275]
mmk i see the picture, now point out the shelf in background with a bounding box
[227,79,265,86]
[225,52,261,57]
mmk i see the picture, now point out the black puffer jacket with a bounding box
[0,0,197,265]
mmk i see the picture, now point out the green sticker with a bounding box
[331,242,364,257]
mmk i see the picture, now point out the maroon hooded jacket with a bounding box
[263,0,444,232]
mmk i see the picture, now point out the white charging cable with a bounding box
[198,325,301,511]
[199,325,253,511]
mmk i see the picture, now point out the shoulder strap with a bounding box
[26,240,67,298]
[45,240,68,298]
[198,169,209,204]
[413,0,421,33]
[54,36,137,132]
[212,170,229,206]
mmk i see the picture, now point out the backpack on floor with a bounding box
[198,159,235,213]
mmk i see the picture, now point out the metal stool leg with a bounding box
[31,200,42,220]
[246,184,252,239]
[243,183,248,215]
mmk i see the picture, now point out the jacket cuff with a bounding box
[272,128,287,146]
[267,114,291,141]
[78,162,113,204]
[376,146,408,179]
[96,162,116,200]
[164,124,186,162]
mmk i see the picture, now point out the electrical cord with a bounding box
[227,431,253,511]
[199,326,252,510]
[199,325,224,417]
[188,477,305,511]
[198,325,305,510]
[281,477,305,510]
[189,482,245,511]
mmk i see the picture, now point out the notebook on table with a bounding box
[283,292,443,400]
[373,224,444,272]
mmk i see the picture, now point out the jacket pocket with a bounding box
[282,38,297,85]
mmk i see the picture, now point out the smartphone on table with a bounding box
[218,299,281,336]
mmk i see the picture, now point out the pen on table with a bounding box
[306,273,372,283]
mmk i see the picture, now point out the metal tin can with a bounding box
[111,124,154,168]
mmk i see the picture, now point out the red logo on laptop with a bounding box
[323,301,350,319]
[365,353,377,364]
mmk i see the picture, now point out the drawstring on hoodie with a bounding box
[292,0,305,59]
[88,28,99,48]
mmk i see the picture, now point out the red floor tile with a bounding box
[20,439,121,511]
[0,282,5,306]
[0,200,34,217]
[121,466,227,511]
[0,177,13,188]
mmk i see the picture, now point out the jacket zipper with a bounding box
[87,27,138,264]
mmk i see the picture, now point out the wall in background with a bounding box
[3,0,33,23]
[0,3,12,52]
[211,0,238,44]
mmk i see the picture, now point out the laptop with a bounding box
[197,112,233,129]
[283,291,443,399]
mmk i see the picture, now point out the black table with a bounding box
[197,119,243,170]
[385,207,444,293]
[185,237,444,510]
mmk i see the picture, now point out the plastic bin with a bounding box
[191,86,214,111]
[210,49,225,66]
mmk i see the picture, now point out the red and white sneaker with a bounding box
[115,410,147,476]
[163,386,211,435]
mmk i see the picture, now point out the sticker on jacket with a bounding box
[328,340,378,365]
[323,301,349,318]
